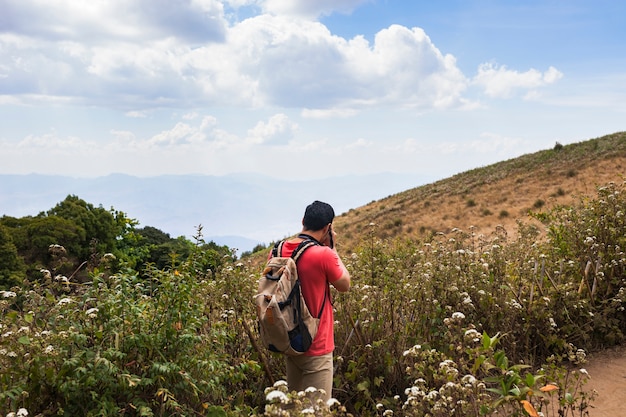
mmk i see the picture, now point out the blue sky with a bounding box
[1,0,624,182]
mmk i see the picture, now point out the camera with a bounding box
[328,224,334,249]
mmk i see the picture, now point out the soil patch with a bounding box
[584,344,626,417]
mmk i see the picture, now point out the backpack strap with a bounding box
[272,237,317,259]
[272,236,330,319]
[271,240,283,257]
[292,237,330,319]
[291,239,317,262]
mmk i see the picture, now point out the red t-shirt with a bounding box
[276,240,345,356]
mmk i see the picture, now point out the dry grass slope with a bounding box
[333,131,626,253]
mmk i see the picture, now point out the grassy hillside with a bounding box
[332,131,626,253]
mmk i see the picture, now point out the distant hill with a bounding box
[332,132,626,254]
[3,133,624,256]
[0,172,426,254]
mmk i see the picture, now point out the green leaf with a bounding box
[24,312,34,323]
[18,335,30,345]
[482,331,491,349]
[357,380,370,392]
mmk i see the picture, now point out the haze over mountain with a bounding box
[4,132,624,256]
[0,172,426,254]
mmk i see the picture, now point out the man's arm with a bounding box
[331,253,351,293]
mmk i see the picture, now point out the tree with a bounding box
[0,224,26,289]
[46,195,123,259]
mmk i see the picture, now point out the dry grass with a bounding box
[333,132,626,253]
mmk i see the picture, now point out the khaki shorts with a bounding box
[286,352,333,402]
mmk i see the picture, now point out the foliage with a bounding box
[0,196,233,288]
[0,234,260,416]
[0,225,25,288]
[2,180,626,416]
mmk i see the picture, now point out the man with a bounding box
[275,200,351,401]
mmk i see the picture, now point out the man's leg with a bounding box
[286,353,333,401]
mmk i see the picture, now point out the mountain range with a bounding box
[0,171,427,254]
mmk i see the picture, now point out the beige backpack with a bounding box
[255,239,325,355]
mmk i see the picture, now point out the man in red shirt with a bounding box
[277,201,351,401]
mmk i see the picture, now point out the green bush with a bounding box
[3,181,626,416]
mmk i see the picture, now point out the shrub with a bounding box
[4,181,626,416]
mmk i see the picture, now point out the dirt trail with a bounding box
[584,345,626,417]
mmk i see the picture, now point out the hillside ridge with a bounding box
[332,132,626,253]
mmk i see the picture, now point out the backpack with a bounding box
[255,238,326,355]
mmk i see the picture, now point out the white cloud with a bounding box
[1,2,474,112]
[18,132,88,150]
[345,138,373,150]
[146,115,222,147]
[473,63,563,98]
[301,108,358,119]
[125,110,148,118]
[230,17,468,110]
[261,0,368,18]
[110,130,136,142]
[246,113,298,144]
[2,0,227,43]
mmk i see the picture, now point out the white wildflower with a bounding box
[44,345,55,354]
[403,344,422,357]
[17,408,28,416]
[464,329,481,342]
[265,390,288,403]
[57,297,72,305]
[439,360,456,369]
[54,275,69,282]
[273,380,288,388]
[452,312,465,320]
[1,291,17,298]
[326,398,340,407]
[461,374,477,386]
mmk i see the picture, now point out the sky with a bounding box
[1,0,625,182]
